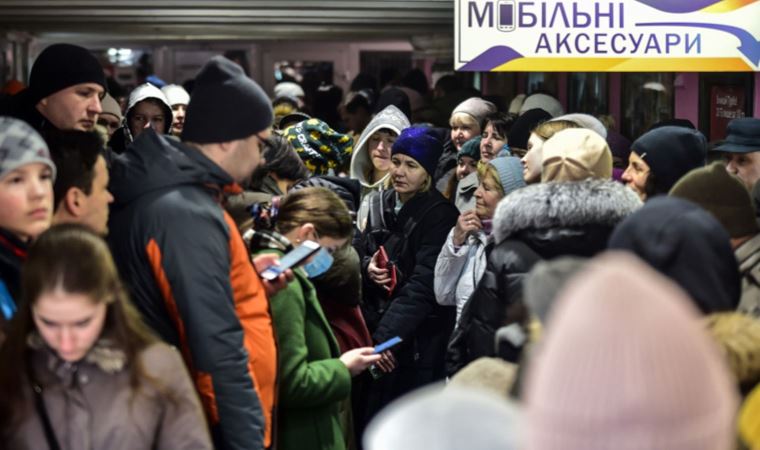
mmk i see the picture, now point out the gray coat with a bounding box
[737,233,760,317]
[6,339,212,450]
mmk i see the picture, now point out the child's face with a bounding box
[0,163,54,241]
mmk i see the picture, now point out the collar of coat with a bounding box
[28,331,127,381]
[492,179,642,244]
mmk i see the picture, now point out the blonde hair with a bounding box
[477,163,505,197]
[449,112,480,131]
[532,120,579,141]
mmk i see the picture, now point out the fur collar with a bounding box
[493,179,642,244]
[28,332,127,378]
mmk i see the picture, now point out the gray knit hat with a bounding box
[0,117,56,181]
[488,156,525,196]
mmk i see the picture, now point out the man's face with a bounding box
[79,156,114,235]
[36,83,104,131]
[128,100,167,138]
[724,152,760,190]
[227,129,272,183]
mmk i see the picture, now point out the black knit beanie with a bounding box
[181,56,273,144]
[507,108,552,150]
[632,126,707,195]
[28,44,107,104]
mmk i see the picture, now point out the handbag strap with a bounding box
[26,358,61,450]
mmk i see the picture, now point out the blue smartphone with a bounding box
[260,240,320,280]
[374,336,403,354]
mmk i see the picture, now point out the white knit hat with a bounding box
[524,252,739,450]
[520,93,564,118]
[161,84,190,106]
[365,385,520,450]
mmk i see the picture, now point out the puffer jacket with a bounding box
[447,179,642,375]
[434,229,488,324]
[107,129,277,450]
[5,338,212,450]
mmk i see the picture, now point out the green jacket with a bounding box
[259,248,352,450]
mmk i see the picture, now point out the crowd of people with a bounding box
[0,42,760,450]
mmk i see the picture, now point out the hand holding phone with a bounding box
[259,241,320,281]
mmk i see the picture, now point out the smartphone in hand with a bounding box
[260,240,320,280]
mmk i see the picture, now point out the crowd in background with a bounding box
[1,43,760,450]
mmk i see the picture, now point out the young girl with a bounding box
[249,186,380,450]
[0,116,56,333]
[0,224,211,449]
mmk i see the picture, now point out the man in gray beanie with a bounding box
[2,43,107,133]
[107,56,283,450]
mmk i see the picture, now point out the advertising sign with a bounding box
[456,0,760,71]
[710,85,747,139]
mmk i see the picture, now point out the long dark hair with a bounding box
[0,224,158,434]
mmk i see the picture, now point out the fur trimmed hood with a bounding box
[493,179,642,245]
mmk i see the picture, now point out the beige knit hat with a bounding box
[524,252,739,450]
[451,97,497,127]
[540,128,612,182]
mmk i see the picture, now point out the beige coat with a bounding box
[6,339,212,450]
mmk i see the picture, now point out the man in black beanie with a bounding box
[2,43,107,133]
[107,56,282,450]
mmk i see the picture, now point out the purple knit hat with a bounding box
[524,252,738,450]
[391,126,443,176]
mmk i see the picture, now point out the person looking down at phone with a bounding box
[248,186,381,450]
[434,156,526,327]
[358,126,459,420]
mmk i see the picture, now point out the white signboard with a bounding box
[456,0,760,71]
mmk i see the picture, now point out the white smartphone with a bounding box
[259,240,320,281]
[497,0,516,32]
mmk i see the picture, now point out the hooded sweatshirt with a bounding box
[349,105,410,195]
[608,196,741,314]
[524,252,738,450]
[108,83,173,153]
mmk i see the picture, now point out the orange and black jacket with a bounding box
[107,129,278,450]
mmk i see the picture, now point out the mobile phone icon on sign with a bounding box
[498,0,515,32]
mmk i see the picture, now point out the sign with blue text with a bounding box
[455,0,760,71]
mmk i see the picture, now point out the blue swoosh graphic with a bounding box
[638,22,760,65]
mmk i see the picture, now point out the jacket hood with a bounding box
[349,105,410,187]
[493,179,642,246]
[123,83,174,138]
[109,129,233,207]
[608,196,741,314]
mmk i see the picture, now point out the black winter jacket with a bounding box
[447,179,642,375]
[358,188,458,394]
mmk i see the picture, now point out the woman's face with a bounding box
[521,133,545,183]
[391,153,429,197]
[474,173,504,219]
[621,151,650,201]
[456,156,478,180]
[33,289,107,362]
[451,123,479,151]
[368,130,397,174]
[480,123,507,162]
[0,162,54,242]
